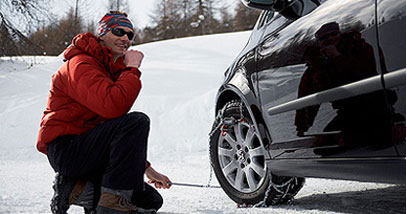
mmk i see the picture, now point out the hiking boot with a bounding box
[96,192,157,214]
[84,207,97,214]
[50,173,96,214]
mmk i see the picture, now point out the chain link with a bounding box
[207,104,225,189]
[254,173,274,207]
[207,100,242,189]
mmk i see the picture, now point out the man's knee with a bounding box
[131,183,163,210]
[151,191,163,211]
[126,112,150,128]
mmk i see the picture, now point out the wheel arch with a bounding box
[215,85,272,149]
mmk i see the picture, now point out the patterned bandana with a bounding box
[98,13,134,37]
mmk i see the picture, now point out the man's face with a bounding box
[100,26,133,58]
[317,30,341,47]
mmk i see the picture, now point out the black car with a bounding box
[209,0,406,206]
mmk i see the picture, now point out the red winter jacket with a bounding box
[36,33,142,154]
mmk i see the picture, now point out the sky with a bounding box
[52,0,239,29]
[129,0,160,27]
[52,0,156,28]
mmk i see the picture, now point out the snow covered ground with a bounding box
[0,32,405,213]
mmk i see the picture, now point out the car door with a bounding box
[376,0,406,156]
[253,0,398,159]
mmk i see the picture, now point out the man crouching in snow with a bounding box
[36,11,171,214]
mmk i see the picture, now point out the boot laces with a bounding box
[118,197,138,210]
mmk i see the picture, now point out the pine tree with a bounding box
[217,4,234,33]
[188,0,220,35]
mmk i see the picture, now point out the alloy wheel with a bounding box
[217,119,267,193]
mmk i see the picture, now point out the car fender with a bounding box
[215,84,272,159]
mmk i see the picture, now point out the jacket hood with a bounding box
[63,32,126,78]
[64,33,112,66]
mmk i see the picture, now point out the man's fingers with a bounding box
[124,50,144,68]
[149,179,165,188]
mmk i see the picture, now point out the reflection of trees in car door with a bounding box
[256,0,396,157]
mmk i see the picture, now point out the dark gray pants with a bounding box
[47,112,163,210]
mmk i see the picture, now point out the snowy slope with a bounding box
[0,32,404,214]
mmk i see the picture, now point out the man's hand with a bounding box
[124,50,144,68]
[145,166,172,189]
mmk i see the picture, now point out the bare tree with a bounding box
[0,17,20,56]
[27,6,86,56]
[217,5,234,33]
[0,0,51,33]
[61,0,99,30]
[149,0,182,40]
[108,0,130,13]
[140,0,237,43]
[0,0,52,56]
[187,0,221,35]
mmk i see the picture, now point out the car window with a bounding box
[256,11,268,29]
[265,10,276,24]
[261,14,289,41]
[279,0,321,20]
[257,10,275,29]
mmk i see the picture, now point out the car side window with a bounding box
[260,13,288,40]
[257,10,274,29]
[265,10,275,24]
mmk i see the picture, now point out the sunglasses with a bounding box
[111,28,135,40]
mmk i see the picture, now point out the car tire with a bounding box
[209,100,305,206]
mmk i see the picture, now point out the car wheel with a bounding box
[210,100,305,206]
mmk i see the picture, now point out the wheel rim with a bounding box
[217,119,267,193]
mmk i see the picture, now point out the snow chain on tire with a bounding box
[208,100,305,207]
[207,100,241,188]
[255,175,305,207]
